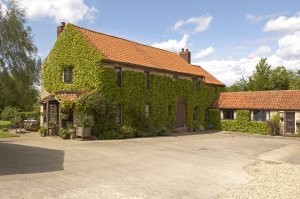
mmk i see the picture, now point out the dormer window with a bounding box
[63,67,73,84]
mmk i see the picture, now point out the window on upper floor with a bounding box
[193,78,199,92]
[145,71,150,89]
[173,74,179,79]
[63,67,73,84]
[252,110,268,121]
[223,110,235,120]
[115,67,122,87]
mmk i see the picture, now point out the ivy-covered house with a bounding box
[209,90,300,135]
[40,22,224,135]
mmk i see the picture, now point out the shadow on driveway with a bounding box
[0,141,64,176]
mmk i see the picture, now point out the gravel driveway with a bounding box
[0,131,299,199]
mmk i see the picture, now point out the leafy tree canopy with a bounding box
[0,0,40,111]
[227,58,300,92]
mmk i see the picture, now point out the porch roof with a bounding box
[40,91,88,104]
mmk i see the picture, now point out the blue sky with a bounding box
[18,0,300,85]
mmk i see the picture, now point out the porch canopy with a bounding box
[40,91,88,135]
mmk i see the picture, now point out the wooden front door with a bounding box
[176,99,185,128]
[285,112,295,134]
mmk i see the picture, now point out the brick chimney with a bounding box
[57,22,65,37]
[179,48,191,63]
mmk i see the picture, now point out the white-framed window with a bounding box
[146,103,151,118]
[252,110,269,121]
[222,110,235,120]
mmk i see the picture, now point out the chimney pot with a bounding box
[179,49,191,64]
[57,22,66,37]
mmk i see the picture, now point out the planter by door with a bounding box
[176,99,185,128]
[77,127,91,140]
[285,112,295,134]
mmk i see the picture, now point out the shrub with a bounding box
[76,114,94,127]
[58,128,70,139]
[39,127,47,137]
[100,130,120,140]
[1,106,20,120]
[267,113,282,136]
[2,128,8,132]
[120,125,136,138]
[20,111,39,120]
[76,93,117,137]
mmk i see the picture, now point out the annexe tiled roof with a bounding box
[212,90,300,111]
[72,24,224,86]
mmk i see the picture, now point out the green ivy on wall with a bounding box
[42,24,224,130]
[207,109,269,134]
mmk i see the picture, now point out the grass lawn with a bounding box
[0,132,19,138]
[0,120,11,129]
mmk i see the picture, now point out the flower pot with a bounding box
[77,127,91,140]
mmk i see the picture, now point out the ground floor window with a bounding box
[193,107,199,121]
[116,105,122,124]
[223,110,235,120]
[146,104,151,118]
[252,110,268,121]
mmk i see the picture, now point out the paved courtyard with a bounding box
[0,131,299,199]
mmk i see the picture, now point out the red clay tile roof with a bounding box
[71,24,224,86]
[192,65,224,86]
[55,91,87,102]
[212,90,300,111]
[41,91,87,103]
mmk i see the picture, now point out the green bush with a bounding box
[76,114,94,127]
[39,127,47,137]
[76,93,116,137]
[100,130,120,140]
[120,125,136,138]
[1,106,20,120]
[221,110,269,135]
[267,112,282,136]
[2,127,8,132]
[20,111,39,120]
[205,109,221,130]
[58,128,70,139]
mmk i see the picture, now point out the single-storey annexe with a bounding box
[211,90,300,134]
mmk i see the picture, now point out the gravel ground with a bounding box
[218,162,300,199]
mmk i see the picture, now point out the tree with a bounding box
[0,0,40,111]
[269,66,293,90]
[226,76,248,92]
[248,58,272,91]
[227,58,300,92]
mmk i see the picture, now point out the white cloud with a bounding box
[246,14,265,23]
[152,34,189,52]
[174,15,212,33]
[276,31,300,60]
[18,0,98,23]
[263,15,300,32]
[194,46,215,59]
[249,45,272,58]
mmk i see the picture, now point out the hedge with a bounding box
[206,109,269,135]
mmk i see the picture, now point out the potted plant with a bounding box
[39,127,47,137]
[69,128,76,139]
[58,128,70,139]
[76,114,94,140]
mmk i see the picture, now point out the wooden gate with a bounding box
[285,112,295,134]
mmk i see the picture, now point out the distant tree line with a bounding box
[0,0,40,112]
[227,58,300,92]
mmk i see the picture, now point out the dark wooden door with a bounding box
[285,112,295,134]
[176,99,185,128]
